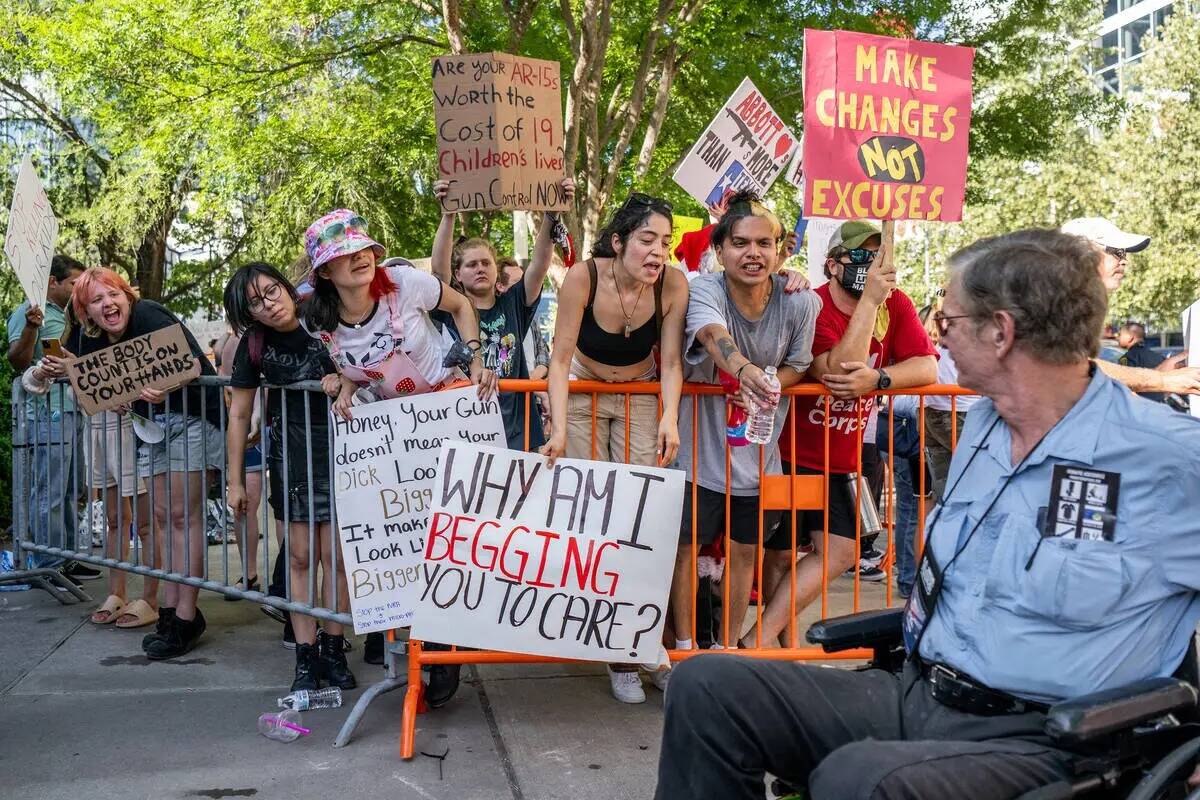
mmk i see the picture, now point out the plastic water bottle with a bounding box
[258,710,310,742]
[745,366,782,445]
[277,687,343,711]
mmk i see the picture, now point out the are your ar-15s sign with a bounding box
[331,386,506,634]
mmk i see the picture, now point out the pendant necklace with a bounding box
[612,261,646,338]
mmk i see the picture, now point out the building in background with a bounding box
[1091,1,1188,95]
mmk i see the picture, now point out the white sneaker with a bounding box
[607,667,646,704]
[647,667,670,693]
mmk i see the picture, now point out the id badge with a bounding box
[902,546,944,655]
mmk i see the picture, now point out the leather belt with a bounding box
[920,660,1050,717]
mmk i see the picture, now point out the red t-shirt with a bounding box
[779,284,936,473]
[674,224,715,272]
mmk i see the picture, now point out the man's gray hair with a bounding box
[947,229,1107,365]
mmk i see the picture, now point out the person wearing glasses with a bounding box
[540,191,689,704]
[301,208,495,694]
[755,221,936,649]
[1061,217,1200,396]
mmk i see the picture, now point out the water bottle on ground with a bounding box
[746,366,782,445]
[277,687,343,711]
[258,710,310,742]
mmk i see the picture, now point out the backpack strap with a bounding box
[248,327,265,370]
[586,259,598,306]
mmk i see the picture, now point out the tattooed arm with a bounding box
[695,323,777,409]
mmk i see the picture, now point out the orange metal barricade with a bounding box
[399,379,973,759]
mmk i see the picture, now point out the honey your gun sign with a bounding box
[411,442,684,664]
[331,386,506,633]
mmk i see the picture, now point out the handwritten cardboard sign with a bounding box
[67,324,200,415]
[410,442,684,664]
[673,78,800,208]
[4,155,59,310]
[432,52,569,213]
[332,387,507,633]
[802,29,974,221]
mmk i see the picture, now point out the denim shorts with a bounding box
[136,413,224,477]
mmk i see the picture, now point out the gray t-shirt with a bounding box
[674,274,820,495]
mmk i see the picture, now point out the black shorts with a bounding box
[678,483,789,549]
[780,462,858,541]
[267,424,332,524]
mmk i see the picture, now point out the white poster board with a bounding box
[805,218,844,289]
[410,442,684,664]
[4,155,59,310]
[673,78,799,208]
[1184,299,1200,417]
[332,387,507,633]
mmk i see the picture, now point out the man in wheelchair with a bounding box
[655,229,1200,800]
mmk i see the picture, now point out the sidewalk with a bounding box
[0,567,889,800]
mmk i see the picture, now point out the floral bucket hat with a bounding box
[304,209,386,280]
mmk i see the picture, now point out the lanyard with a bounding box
[907,415,1055,659]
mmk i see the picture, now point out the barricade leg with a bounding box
[400,637,427,759]
[334,630,408,748]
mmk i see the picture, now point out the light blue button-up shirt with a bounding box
[918,367,1200,705]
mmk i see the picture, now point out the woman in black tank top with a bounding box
[539,191,690,705]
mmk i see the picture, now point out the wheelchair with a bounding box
[781,607,1200,800]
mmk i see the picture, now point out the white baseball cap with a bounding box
[1061,217,1150,253]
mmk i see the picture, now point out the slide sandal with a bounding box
[90,595,126,625]
[114,599,159,629]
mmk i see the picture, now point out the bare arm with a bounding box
[540,265,588,461]
[430,206,456,285]
[8,305,43,371]
[654,270,688,464]
[225,387,255,518]
[694,322,779,409]
[1096,357,1200,394]
[885,355,938,389]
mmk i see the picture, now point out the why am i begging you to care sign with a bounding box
[410,442,683,665]
[331,386,507,634]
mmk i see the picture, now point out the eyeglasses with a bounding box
[933,311,972,337]
[840,248,876,266]
[1104,246,1127,260]
[318,215,369,245]
[248,282,284,313]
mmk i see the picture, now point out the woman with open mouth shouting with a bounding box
[539,192,689,705]
[54,268,224,659]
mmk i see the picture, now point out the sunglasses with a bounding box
[1105,246,1128,260]
[318,215,368,245]
[624,192,673,214]
[933,311,973,337]
[841,248,876,266]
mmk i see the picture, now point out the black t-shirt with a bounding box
[1119,342,1167,402]
[75,300,222,425]
[230,324,338,429]
[432,281,543,450]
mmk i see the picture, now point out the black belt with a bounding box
[920,660,1050,717]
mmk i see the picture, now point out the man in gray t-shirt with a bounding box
[671,268,819,648]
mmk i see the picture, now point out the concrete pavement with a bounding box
[0,565,887,800]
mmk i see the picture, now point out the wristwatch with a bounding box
[875,368,892,390]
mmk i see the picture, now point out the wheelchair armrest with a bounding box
[806,608,904,653]
[1044,677,1198,747]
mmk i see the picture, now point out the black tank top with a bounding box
[576,259,663,367]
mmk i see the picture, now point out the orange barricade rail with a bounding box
[400,379,973,759]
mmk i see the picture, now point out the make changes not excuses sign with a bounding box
[802,30,974,222]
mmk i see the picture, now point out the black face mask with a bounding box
[839,263,869,297]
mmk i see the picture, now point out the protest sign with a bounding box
[66,325,200,415]
[410,442,684,664]
[802,30,974,221]
[805,217,845,289]
[432,52,568,213]
[4,155,59,310]
[673,78,800,207]
[332,387,507,633]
